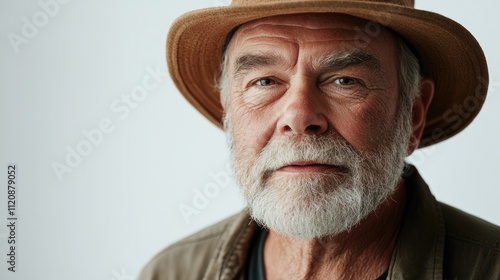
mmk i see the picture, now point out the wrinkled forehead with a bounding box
[240,13,373,36]
[224,13,398,55]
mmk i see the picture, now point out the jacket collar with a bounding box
[387,165,445,279]
[207,165,445,279]
[203,211,258,279]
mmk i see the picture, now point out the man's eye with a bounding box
[255,78,276,86]
[334,77,356,85]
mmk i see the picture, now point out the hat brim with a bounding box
[167,1,488,148]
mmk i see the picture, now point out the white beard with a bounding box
[225,111,411,239]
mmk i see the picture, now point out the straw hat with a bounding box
[166,0,488,148]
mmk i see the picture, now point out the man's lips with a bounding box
[277,161,347,173]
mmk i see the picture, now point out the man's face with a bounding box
[223,14,413,239]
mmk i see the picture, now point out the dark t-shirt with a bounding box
[245,227,267,280]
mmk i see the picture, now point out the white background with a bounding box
[0,0,498,279]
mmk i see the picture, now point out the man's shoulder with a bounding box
[440,202,500,248]
[167,211,245,250]
[139,210,251,280]
[439,202,500,278]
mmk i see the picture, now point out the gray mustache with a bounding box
[254,135,363,172]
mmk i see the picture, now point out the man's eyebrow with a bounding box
[233,53,280,76]
[314,50,382,73]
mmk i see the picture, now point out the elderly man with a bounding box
[141,0,500,279]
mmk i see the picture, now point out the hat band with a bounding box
[231,0,415,8]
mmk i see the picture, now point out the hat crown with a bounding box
[231,0,415,7]
[168,0,488,148]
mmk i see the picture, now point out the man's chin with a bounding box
[246,175,399,239]
[250,208,359,240]
[248,192,365,239]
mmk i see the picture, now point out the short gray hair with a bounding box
[395,35,422,115]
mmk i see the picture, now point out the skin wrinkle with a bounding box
[234,53,281,76]
[242,16,381,33]
[314,50,381,72]
[219,13,428,279]
[236,33,371,43]
[232,21,379,73]
[232,50,392,130]
[235,50,384,85]
[219,23,415,109]
[220,16,422,167]
[229,40,394,118]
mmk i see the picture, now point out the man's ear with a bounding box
[408,78,435,155]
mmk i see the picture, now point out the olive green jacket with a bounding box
[140,168,500,279]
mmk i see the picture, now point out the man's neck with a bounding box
[263,183,407,280]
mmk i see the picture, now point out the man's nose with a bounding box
[277,82,328,135]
